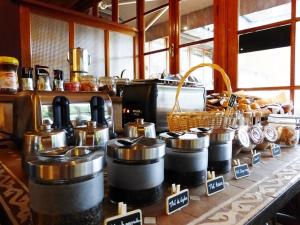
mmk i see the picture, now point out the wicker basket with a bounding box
[167,63,233,132]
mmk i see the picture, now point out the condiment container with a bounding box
[27,146,104,225]
[64,79,80,92]
[232,127,250,156]
[124,118,156,138]
[248,125,264,148]
[107,137,165,205]
[0,56,19,93]
[268,114,300,147]
[256,124,278,150]
[208,128,235,173]
[53,69,64,91]
[35,65,52,91]
[80,75,98,92]
[159,132,209,186]
[21,67,34,91]
[74,121,109,147]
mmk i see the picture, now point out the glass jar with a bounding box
[64,79,80,92]
[98,77,116,95]
[268,114,300,147]
[80,75,98,92]
[0,56,19,93]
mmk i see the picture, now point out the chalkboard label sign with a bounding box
[272,145,281,157]
[206,176,225,196]
[252,153,261,165]
[234,163,250,179]
[228,94,238,107]
[104,209,142,225]
[166,189,189,215]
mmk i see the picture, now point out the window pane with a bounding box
[145,8,169,51]
[145,51,169,79]
[296,22,300,85]
[119,2,136,28]
[239,0,291,30]
[238,47,290,88]
[30,14,70,78]
[241,90,290,100]
[110,32,134,79]
[179,41,214,90]
[180,0,214,44]
[298,0,300,17]
[294,90,300,116]
[75,24,105,77]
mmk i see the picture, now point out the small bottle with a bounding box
[53,70,64,91]
[21,67,34,91]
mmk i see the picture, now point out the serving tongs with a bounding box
[166,132,185,138]
[117,136,144,146]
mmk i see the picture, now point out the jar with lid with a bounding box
[27,146,105,225]
[124,118,156,138]
[268,114,300,147]
[21,67,34,91]
[0,56,19,93]
[80,75,98,92]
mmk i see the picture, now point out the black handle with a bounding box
[90,96,107,126]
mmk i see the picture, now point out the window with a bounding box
[296,22,300,85]
[297,0,300,17]
[180,0,214,44]
[180,42,214,90]
[239,0,291,30]
[294,90,300,115]
[145,51,169,78]
[109,32,134,79]
[75,24,105,77]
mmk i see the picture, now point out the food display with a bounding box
[0,56,19,93]
[80,75,98,91]
[64,80,80,92]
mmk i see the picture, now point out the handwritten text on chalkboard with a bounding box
[104,209,142,225]
[206,176,225,196]
[166,189,189,215]
[234,164,250,179]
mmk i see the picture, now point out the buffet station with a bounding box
[0,56,300,225]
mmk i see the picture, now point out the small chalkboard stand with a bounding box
[165,184,189,215]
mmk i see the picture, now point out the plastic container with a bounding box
[268,114,300,147]
[0,56,19,93]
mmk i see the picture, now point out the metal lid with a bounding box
[263,125,278,142]
[27,146,104,181]
[25,126,65,137]
[236,128,250,148]
[248,126,264,145]
[75,121,108,132]
[159,132,209,150]
[107,137,165,161]
[0,56,19,66]
[125,118,155,129]
[209,128,235,143]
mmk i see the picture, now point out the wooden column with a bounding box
[69,22,75,49]
[19,6,31,67]
[226,0,238,91]
[104,30,110,77]
[112,0,119,23]
[213,0,227,92]
[169,0,180,75]
[290,0,297,104]
[137,0,145,79]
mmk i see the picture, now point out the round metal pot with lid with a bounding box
[124,118,156,138]
[27,146,105,225]
[107,137,165,205]
[74,121,109,147]
[208,128,235,174]
[159,132,209,186]
[23,124,67,167]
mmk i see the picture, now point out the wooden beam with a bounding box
[20,0,138,36]
[290,0,297,104]
[213,0,227,92]
[112,0,119,22]
[137,0,145,79]
[226,0,238,91]
[19,5,31,67]
[169,0,179,75]
[104,30,110,77]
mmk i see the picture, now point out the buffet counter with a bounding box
[0,144,300,225]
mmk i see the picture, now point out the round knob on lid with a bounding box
[40,124,51,131]
[135,118,144,125]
